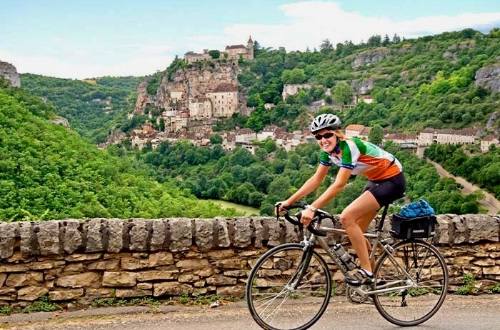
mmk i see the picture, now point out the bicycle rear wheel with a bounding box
[373,240,448,326]
[246,243,332,330]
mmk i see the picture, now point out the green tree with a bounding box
[320,39,334,53]
[209,134,223,144]
[369,125,384,145]
[208,50,220,59]
[333,81,353,105]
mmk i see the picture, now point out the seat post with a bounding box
[377,204,390,232]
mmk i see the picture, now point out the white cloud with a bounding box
[0,43,173,79]
[222,1,500,50]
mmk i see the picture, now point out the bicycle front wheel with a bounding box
[373,240,448,327]
[246,243,332,330]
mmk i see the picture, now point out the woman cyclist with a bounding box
[277,114,406,285]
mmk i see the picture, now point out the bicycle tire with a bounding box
[246,243,332,330]
[372,240,448,327]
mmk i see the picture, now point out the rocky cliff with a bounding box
[475,64,500,93]
[0,61,21,87]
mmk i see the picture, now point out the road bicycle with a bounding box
[245,203,448,329]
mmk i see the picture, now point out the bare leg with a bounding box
[340,191,380,272]
[355,209,378,266]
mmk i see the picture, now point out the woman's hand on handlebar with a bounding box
[300,207,315,227]
[275,201,291,216]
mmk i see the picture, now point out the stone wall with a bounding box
[0,215,498,308]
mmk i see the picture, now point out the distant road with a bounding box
[1,295,499,330]
[426,159,500,215]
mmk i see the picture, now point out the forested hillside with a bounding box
[0,81,236,220]
[230,28,499,133]
[20,74,141,143]
[425,144,499,198]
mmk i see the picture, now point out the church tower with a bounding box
[247,36,254,60]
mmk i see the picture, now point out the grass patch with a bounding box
[91,296,161,308]
[486,283,500,294]
[456,273,478,295]
[0,306,13,315]
[22,296,61,313]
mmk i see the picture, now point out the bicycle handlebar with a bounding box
[276,202,329,237]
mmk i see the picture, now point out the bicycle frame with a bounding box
[299,206,420,297]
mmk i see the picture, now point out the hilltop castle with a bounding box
[184,37,254,64]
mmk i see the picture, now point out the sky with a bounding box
[1,0,499,79]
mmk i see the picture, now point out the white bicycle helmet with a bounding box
[310,114,341,133]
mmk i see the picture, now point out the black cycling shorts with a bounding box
[363,172,406,207]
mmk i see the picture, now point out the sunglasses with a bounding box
[314,132,335,140]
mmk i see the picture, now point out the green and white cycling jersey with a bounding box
[319,137,402,181]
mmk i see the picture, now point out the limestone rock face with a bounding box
[475,64,500,93]
[352,48,389,69]
[0,61,20,87]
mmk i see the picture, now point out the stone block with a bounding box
[436,215,452,245]
[149,252,174,267]
[176,259,210,270]
[252,218,265,248]
[115,288,151,298]
[105,219,123,253]
[0,288,16,295]
[121,257,150,270]
[17,286,49,301]
[263,218,281,246]
[87,259,120,270]
[215,218,231,248]
[193,280,205,288]
[129,219,149,252]
[49,289,84,301]
[216,285,245,298]
[137,270,178,281]
[153,282,193,297]
[19,222,33,256]
[62,220,82,254]
[194,268,214,278]
[194,219,214,251]
[206,275,237,286]
[85,219,103,252]
[0,223,18,259]
[63,263,84,274]
[169,218,192,251]
[207,249,235,259]
[0,264,28,272]
[29,261,65,270]
[0,274,6,287]
[36,221,60,256]
[466,215,499,243]
[150,220,166,251]
[56,272,100,288]
[137,283,152,290]
[234,218,252,248]
[65,253,102,262]
[84,288,114,299]
[223,270,248,277]
[451,215,468,244]
[102,271,137,287]
[215,258,245,269]
[178,274,200,283]
[6,272,43,287]
[285,221,299,243]
[483,266,500,276]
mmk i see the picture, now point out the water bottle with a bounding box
[332,243,357,270]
